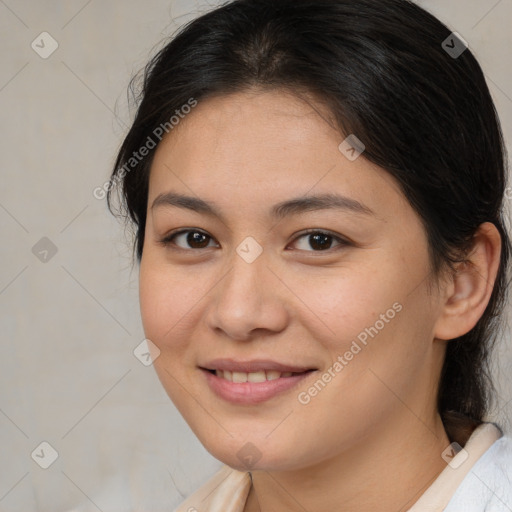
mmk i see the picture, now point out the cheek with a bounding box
[139,267,169,339]
[138,260,203,409]
[139,260,197,349]
[311,279,436,412]
[289,263,399,344]
[290,256,433,382]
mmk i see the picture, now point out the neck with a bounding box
[246,411,451,512]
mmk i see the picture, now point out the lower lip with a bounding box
[201,368,315,404]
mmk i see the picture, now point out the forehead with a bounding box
[147,89,407,218]
[154,89,340,164]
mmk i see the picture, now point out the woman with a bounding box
[107,0,512,510]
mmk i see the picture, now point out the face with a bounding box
[139,89,446,472]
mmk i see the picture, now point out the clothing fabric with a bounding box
[173,422,512,512]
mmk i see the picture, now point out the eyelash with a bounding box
[157,228,350,253]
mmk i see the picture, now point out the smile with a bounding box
[200,367,316,404]
[212,369,302,382]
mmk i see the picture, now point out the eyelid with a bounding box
[158,228,219,250]
[158,228,351,252]
[287,228,350,251]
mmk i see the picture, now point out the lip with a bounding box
[200,358,316,373]
[199,365,317,405]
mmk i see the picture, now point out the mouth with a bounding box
[198,359,318,404]
[203,368,313,383]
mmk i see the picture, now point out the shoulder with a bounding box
[444,435,512,511]
[173,465,251,512]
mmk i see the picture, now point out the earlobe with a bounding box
[434,222,502,341]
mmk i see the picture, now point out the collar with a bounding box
[407,422,503,511]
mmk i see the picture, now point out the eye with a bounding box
[158,229,218,250]
[289,229,349,252]
[158,228,350,253]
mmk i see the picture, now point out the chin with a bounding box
[200,435,308,473]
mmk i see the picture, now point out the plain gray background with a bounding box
[1,1,511,510]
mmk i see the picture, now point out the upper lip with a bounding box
[200,358,316,373]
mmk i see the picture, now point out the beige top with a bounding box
[174,422,503,512]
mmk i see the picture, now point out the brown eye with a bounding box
[291,230,348,252]
[160,229,217,250]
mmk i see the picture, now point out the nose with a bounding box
[204,250,290,341]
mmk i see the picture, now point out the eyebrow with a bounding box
[151,191,375,221]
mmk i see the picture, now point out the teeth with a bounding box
[232,371,247,383]
[247,371,266,383]
[214,369,299,382]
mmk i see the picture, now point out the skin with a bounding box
[138,88,502,511]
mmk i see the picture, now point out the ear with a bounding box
[434,222,502,341]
